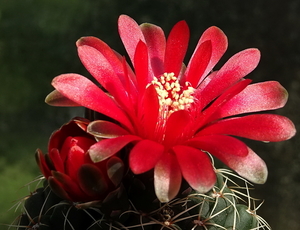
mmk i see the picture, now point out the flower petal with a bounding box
[140,22,166,76]
[164,110,190,149]
[199,114,296,142]
[49,148,65,173]
[77,36,137,98]
[106,156,124,187]
[164,20,190,76]
[35,149,52,178]
[45,89,81,106]
[51,73,132,130]
[51,171,86,201]
[173,145,216,193]
[197,79,252,128]
[78,164,108,198]
[77,45,131,107]
[129,140,165,174]
[197,26,228,78]
[154,152,182,203]
[222,147,268,184]
[48,176,73,201]
[134,41,150,93]
[214,81,289,118]
[89,135,141,163]
[182,40,212,87]
[186,135,248,158]
[118,15,145,65]
[87,120,129,138]
[198,48,261,109]
[137,84,160,139]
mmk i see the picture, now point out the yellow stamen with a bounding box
[151,72,195,117]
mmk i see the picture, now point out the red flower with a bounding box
[36,118,124,203]
[46,15,296,202]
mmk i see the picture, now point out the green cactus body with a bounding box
[13,170,269,230]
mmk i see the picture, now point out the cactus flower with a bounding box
[35,118,124,203]
[46,15,296,202]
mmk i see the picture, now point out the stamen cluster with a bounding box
[151,72,195,117]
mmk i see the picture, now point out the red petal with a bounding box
[52,74,132,130]
[78,164,108,199]
[198,48,261,109]
[186,135,248,158]
[65,143,86,182]
[35,149,52,178]
[45,89,80,106]
[199,114,296,142]
[214,81,289,119]
[129,140,164,174]
[77,36,137,99]
[196,79,252,128]
[49,148,65,173]
[222,147,268,184]
[107,156,125,187]
[89,135,141,162]
[48,177,73,201]
[164,20,190,76]
[140,23,166,76]
[182,40,212,87]
[154,152,182,203]
[164,110,190,149]
[118,15,145,65]
[51,171,87,201]
[197,26,228,78]
[87,120,129,138]
[76,36,133,86]
[173,145,216,193]
[137,84,159,139]
[77,45,131,108]
[134,41,149,93]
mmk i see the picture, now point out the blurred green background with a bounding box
[0,0,299,229]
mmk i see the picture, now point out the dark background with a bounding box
[0,0,299,229]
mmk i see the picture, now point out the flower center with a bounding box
[151,72,195,117]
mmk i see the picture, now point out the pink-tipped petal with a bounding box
[129,140,165,174]
[182,40,212,87]
[87,120,129,138]
[140,23,166,76]
[197,26,228,78]
[76,37,128,83]
[224,147,268,184]
[197,79,252,128]
[77,45,130,107]
[52,74,132,129]
[199,48,261,109]
[173,145,216,193]
[45,89,81,107]
[77,36,138,98]
[89,135,141,163]
[154,152,182,203]
[164,20,190,76]
[118,15,145,65]
[199,114,296,142]
[215,81,289,118]
[187,135,249,158]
